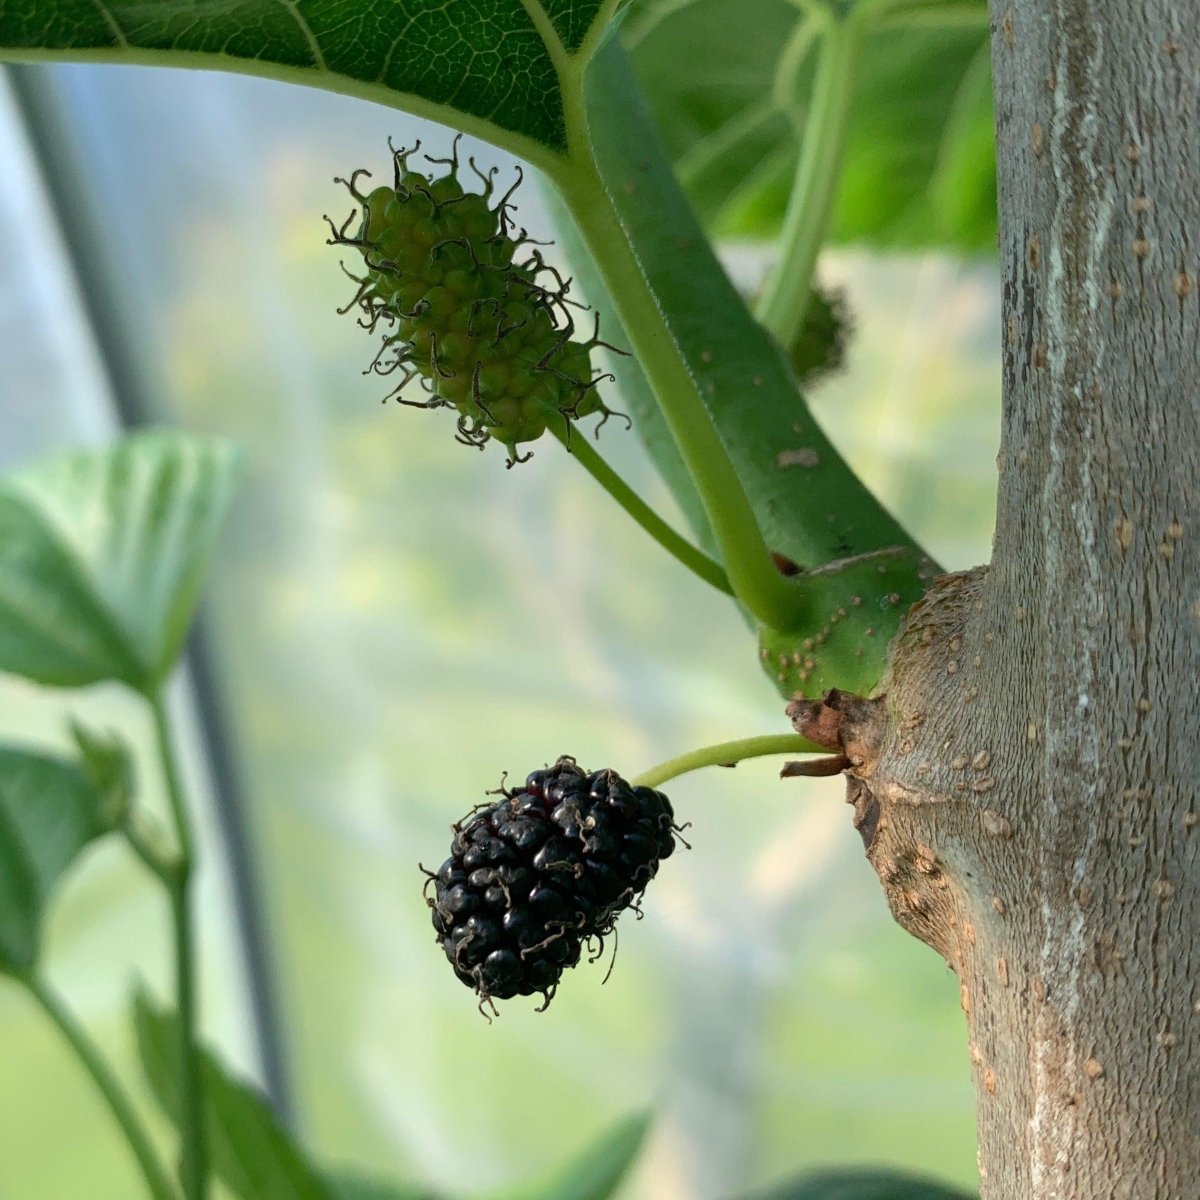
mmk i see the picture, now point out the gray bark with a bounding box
[793,2,1200,1196]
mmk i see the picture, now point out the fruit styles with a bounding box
[329,139,620,466]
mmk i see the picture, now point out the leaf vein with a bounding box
[89,0,130,48]
[517,0,569,74]
[276,0,327,71]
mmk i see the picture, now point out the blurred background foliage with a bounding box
[626,0,994,250]
[0,2,998,1194]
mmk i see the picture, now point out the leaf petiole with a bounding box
[756,4,864,347]
[549,140,809,632]
[148,694,208,1200]
[20,973,177,1200]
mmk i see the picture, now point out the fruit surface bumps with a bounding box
[330,143,612,465]
[425,756,677,1007]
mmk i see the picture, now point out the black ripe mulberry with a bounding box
[425,757,678,1009]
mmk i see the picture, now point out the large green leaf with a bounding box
[326,1176,440,1200]
[0,747,112,973]
[0,0,628,162]
[627,0,996,251]
[135,991,334,1200]
[137,993,645,1200]
[741,1167,976,1199]
[581,43,919,568]
[486,1111,650,1200]
[0,803,40,973]
[572,41,933,695]
[0,432,240,693]
[317,1116,648,1200]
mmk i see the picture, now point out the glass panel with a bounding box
[1,61,999,1199]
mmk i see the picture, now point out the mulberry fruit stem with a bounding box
[755,3,864,348]
[633,733,827,790]
[19,972,177,1200]
[149,693,208,1200]
[552,425,733,596]
[554,153,808,634]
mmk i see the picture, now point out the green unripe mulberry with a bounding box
[328,141,620,465]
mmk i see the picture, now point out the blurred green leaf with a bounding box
[0,804,39,972]
[70,722,136,831]
[135,991,332,1200]
[741,1167,976,1199]
[485,1110,651,1200]
[0,0,626,160]
[0,747,110,972]
[0,432,240,692]
[326,1175,442,1200]
[627,0,996,252]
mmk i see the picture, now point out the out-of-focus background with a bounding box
[0,48,998,1200]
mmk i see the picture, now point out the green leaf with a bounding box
[138,993,447,1200]
[70,722,136,831]
[0,432,241,693]
[134,991,333,1200]
[326,1175,441,1200]
[485,1110,651,1200]
[570,41,931,694]
[579,43,919,567]
[0,804,39,972]
[740,1167,976,1200]
[0,0,627,162]
[627,0,996,252]
[0,747,111,972]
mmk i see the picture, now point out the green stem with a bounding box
[755,8,863,347]
[150,695,207,1200]
[552,425,733,596]
[634,733,825,789]
[770,14,819,115]
[22,974,177,1200]
[552,109,807,632]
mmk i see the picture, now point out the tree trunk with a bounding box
[793,2,1199,1196]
